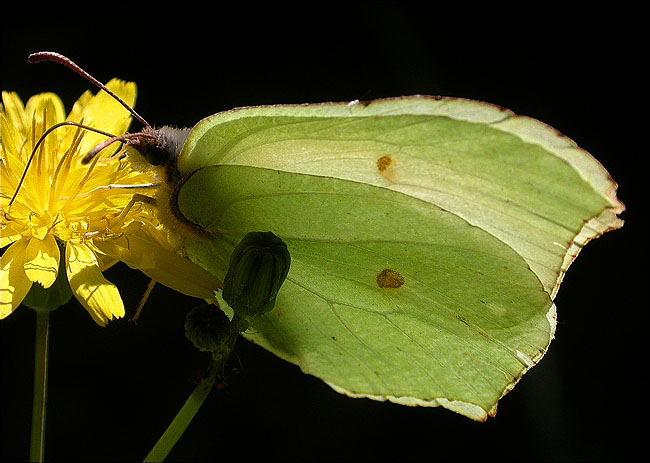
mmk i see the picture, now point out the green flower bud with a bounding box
[184,304,232,353]
[222,231,291,317]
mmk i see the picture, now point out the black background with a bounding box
[1,4,645,462]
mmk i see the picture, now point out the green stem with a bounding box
[144,315,245,462]
[29,311,50,462]
[143,359,219,463]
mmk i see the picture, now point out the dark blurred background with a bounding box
[1,4,644,461]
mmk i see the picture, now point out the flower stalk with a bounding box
[143,359,218,463]
[146,228,291,460]
[145,312,245,462]
[29,310,50,463]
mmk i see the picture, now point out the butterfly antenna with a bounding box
[28,51,151,128]
[81,132,156,164]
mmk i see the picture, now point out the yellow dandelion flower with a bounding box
[1,84,220,326]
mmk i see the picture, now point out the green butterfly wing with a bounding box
[172,96,623,420]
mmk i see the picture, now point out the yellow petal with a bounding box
[65,242,125,326]
[72,79,137,157]
[140,254,221,300]
[0,228,23,248]
[95,234,221,300]
[24,93,66,129]
[1,91,28,140]
[0,239,33,318]
[97,255,119,272]
[23,234,60,288]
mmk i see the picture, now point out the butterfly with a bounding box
[29,51,624,420]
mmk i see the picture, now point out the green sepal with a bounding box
[184,303,232,353]
[222,231,291,317]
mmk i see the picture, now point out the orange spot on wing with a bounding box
[376,269,404,288]
[376,155,393,172]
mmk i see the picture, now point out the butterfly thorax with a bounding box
[123,125,213,239]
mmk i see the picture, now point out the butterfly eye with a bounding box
[142,145,168,166]
[135,126,190,167]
